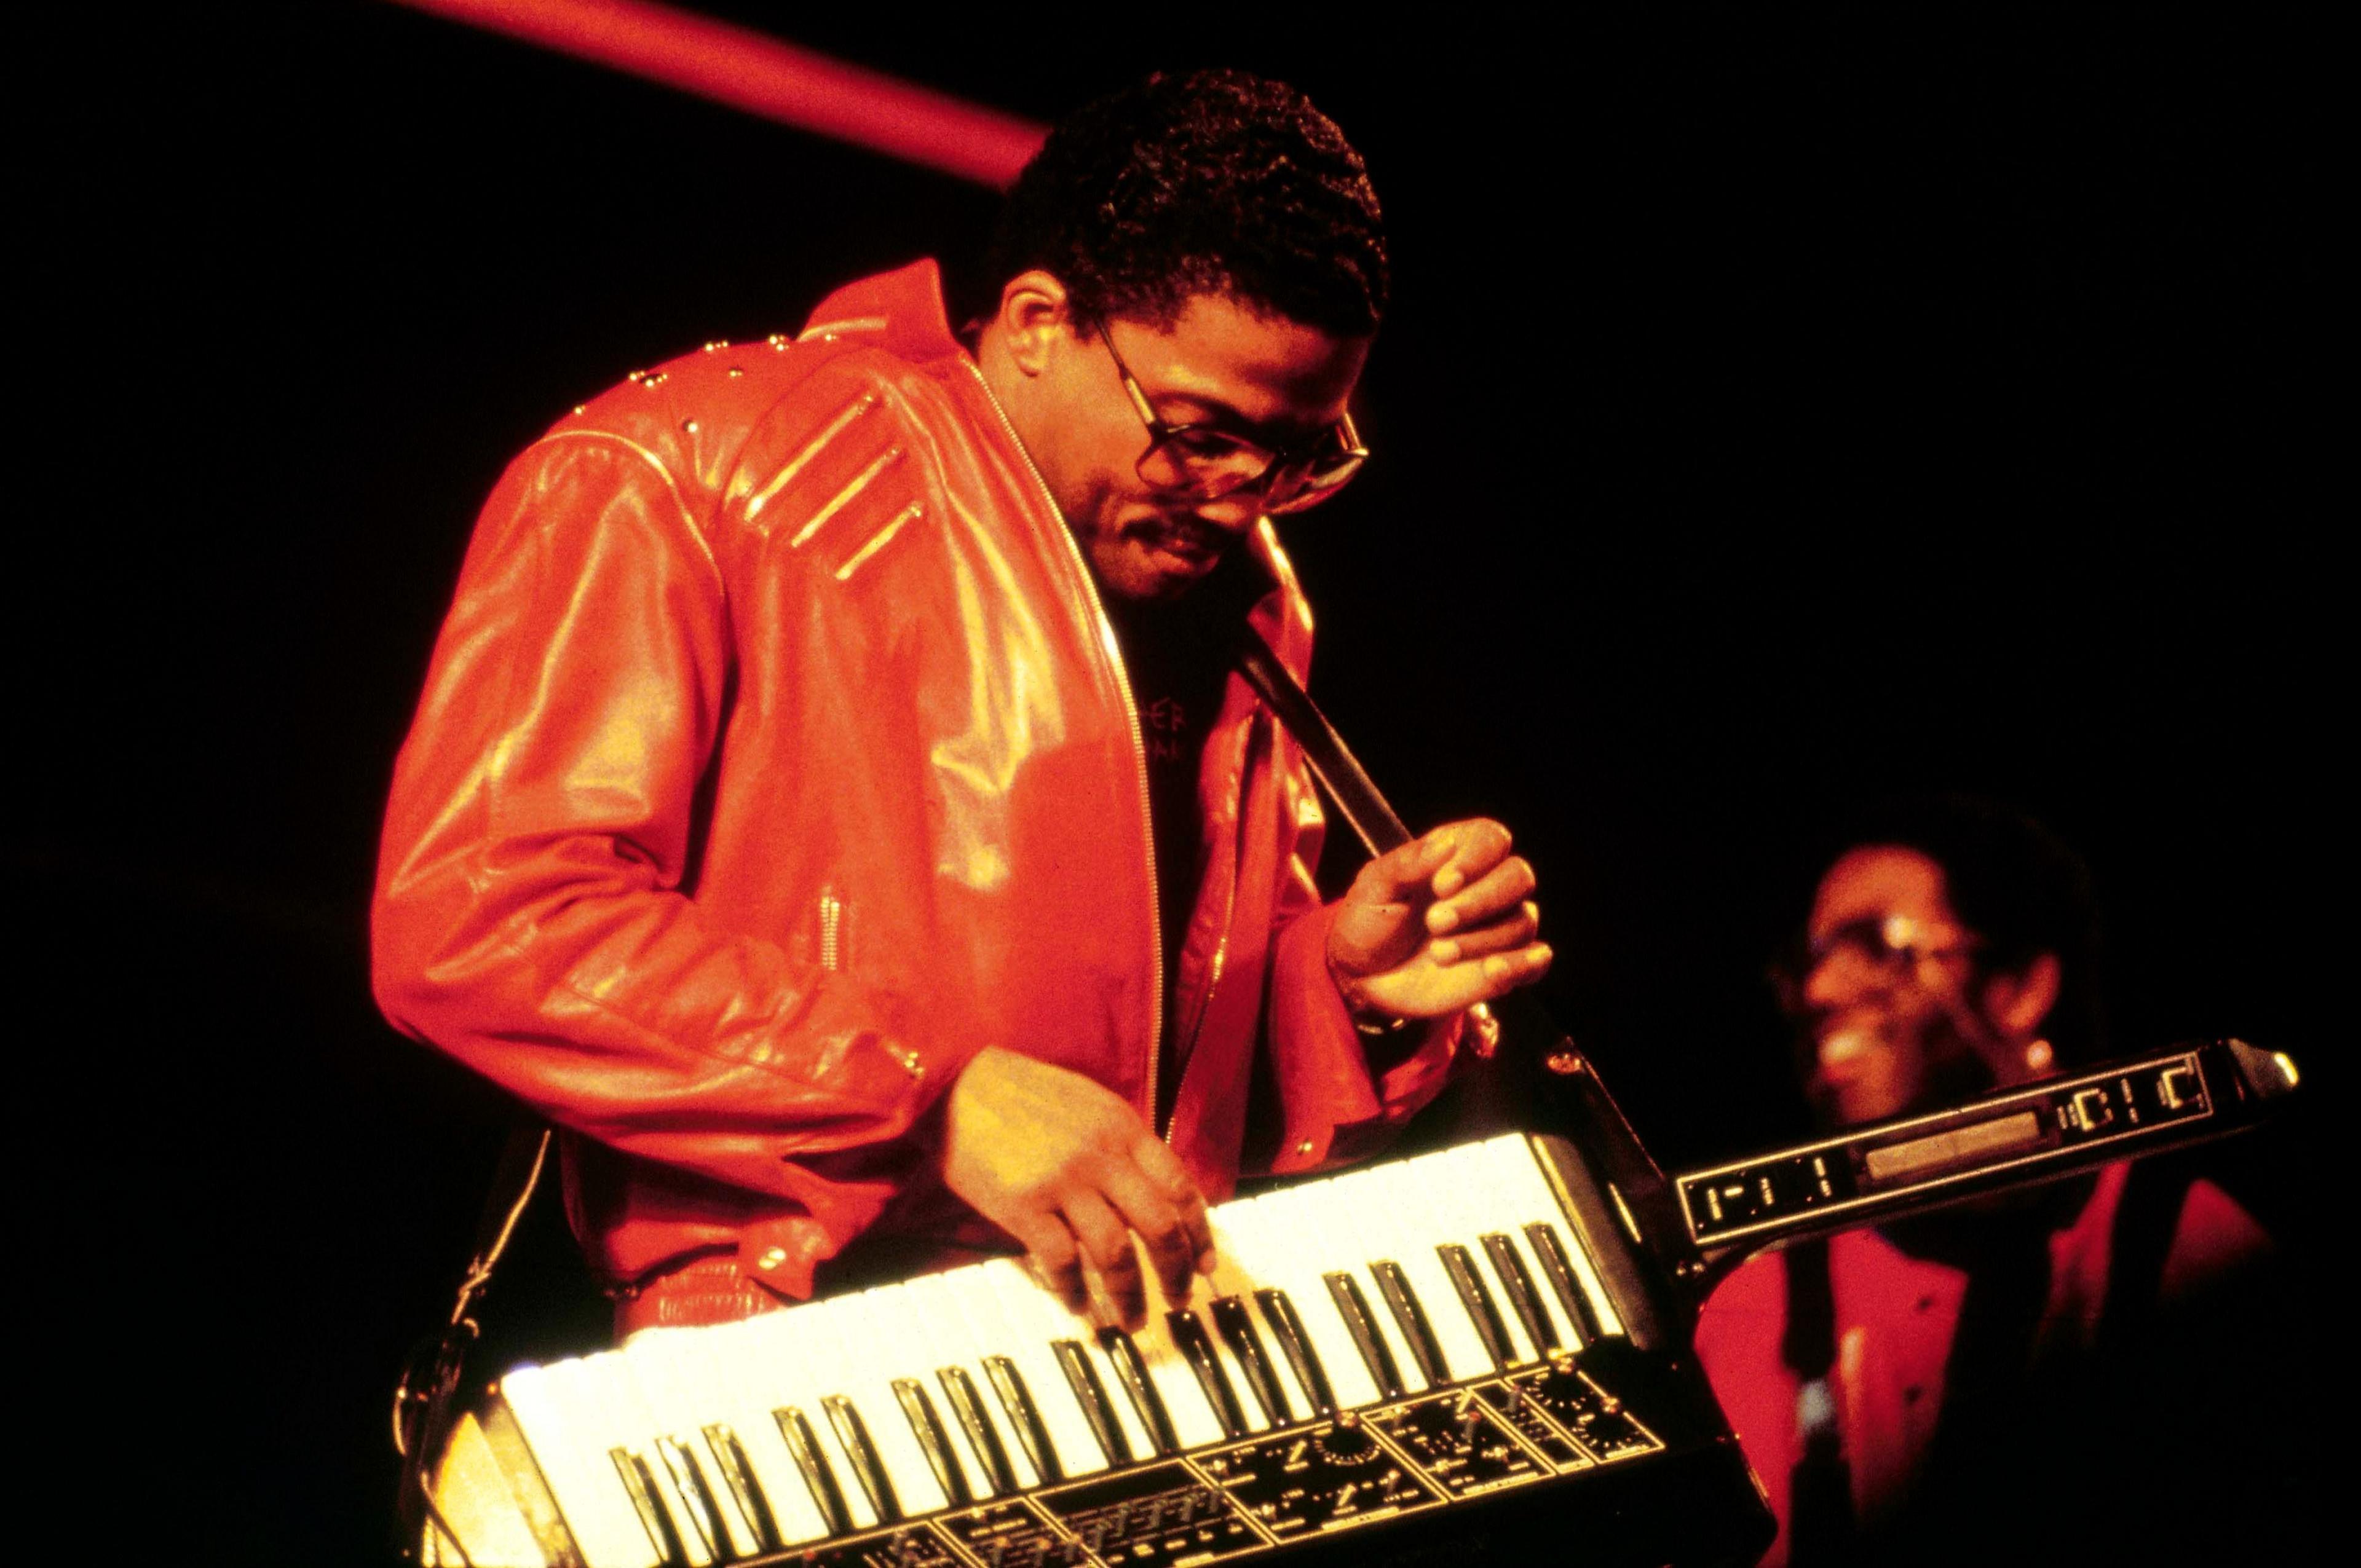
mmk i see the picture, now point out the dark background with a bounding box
[25,4,2328,1559]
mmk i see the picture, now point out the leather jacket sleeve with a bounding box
[1252,725,1462,1176]
[372,431,954,1217]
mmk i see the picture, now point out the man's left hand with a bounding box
[1327,819,1552,1023]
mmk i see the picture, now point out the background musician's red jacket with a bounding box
[371,262,1458,1332]
[1691,1161,2271,1564]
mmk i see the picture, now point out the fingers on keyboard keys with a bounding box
[1134,1304,1228,1449]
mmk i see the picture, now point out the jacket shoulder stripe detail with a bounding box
[745,391,881,522]
[835,500,925,583]
[527,428,721,588]
[790,446,904,550]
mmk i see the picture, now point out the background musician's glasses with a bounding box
[1096,323,1368,513]
[1771,914,1982,1002]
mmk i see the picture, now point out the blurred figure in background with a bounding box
[1692,797,2284,1564]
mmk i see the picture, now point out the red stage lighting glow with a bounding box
[388,0,1048,189]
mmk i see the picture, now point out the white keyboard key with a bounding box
[1353,1161,1480,1386]
[1190,1216,1287,1428]
[823,1283,953,1515]
[1218,1188,1382,1410]
[898,1269,1034,1494]
[1419,1144,1540,1367]
[585,1350,716,1565]
[504,1358,664,1568]
[1473,1134,1627,1339]
[971,1258,1109,1479]
[618,1330,761,1559]
[1294,1186,1434,1392]
[1439,1142,1572,1358]
[678,1316,832,1546]
[1120,1283,1229,1449]
[732,1302,880,1532]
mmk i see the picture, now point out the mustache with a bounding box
[1126,514,1229,553]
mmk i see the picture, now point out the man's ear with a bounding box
[997,270,1074,377]
[1982,951,2062,1040]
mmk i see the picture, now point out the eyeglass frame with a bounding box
[1769,913,1985,1007]
[1093,321,1369,514]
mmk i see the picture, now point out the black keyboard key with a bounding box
[609,1445,689,1565]
[773,1406,854,1536]
[936,1366,1018,1495]
[700,1422,783,1552]
[1168,1308,1248,1438]
[1372,1261,1451,1387]
[1054,1339,1133,1467]
[893,1377,973,1508]
[1526,1222,1605,1345]
[1255,1287,1336,1416]
[821,1395,901,1524]
[1438,1243,1514,1372]
[1324,1270,1404,1399]
[1482,1232,1559,1354]
[983,1355,1063,1485]
[654,1435,727,1560]
[1097,1326,1179,1456]
[1211,1295,1292,1426]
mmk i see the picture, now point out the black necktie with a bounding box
[1782,1238,1859,1564]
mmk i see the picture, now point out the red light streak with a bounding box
[388,0,1047,189]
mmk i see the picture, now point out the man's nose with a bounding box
[1801,949,1865,1011]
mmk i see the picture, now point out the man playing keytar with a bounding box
[373,69,1552,1339]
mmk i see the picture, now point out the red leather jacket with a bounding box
[373,262,1457,1327]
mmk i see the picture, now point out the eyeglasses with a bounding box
[1096,324,1368,514]
[1771,914,1982,1001]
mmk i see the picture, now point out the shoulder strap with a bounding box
[394,1122,554,1553]
[1232,629,1411,856]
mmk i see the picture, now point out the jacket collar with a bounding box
[801,258,967,367]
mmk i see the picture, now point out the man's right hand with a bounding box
[938,1046,1216,1328]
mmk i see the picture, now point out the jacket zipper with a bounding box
[1177,736,1248,1084]
[1171,701,1281,1113]
[963,364,1169,1137]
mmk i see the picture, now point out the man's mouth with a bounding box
[1138,519,1225,568]
[1815,1028,1877,1080]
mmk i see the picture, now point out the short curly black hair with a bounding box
[983,69,1388,338]
[1835,794,2106,1063]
